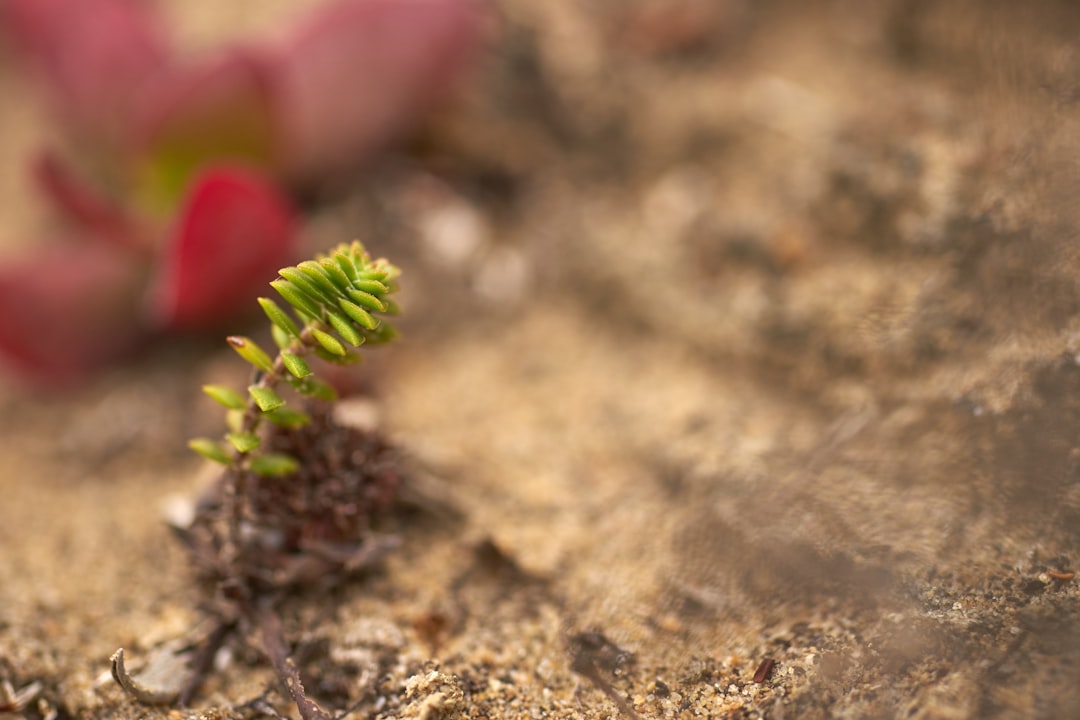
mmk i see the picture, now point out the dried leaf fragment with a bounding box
[110,648,180,706]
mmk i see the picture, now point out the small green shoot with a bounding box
[190,241,400,477]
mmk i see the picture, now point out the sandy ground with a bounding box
[4,1,1080,718]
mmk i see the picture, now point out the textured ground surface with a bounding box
[4,1,1080,718]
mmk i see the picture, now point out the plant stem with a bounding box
[237,326,318,458]
[177,620,236,707]
[222,326,320,552]
[257,602,332,720]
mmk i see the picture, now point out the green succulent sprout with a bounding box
[189,241,400,476]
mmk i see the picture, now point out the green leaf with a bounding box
[189,438,232,465]
[258,297,300,338]
[351,279,389,295]
[279,267,336,306]
[249,385,285,412]
[339,299,379,330]
[326,309,365,346]
[280,351,312,378]
[346,241,370,263]
[332,252,358,282]
[311,327,346,356]
[270,279,322,319]
[345,288,386,312]
[226,431,261,453]
[356,269,389,283]
[298,260,345,298]
[226,409,245,433]
[249,452,300,477]
[227,336,274,373]
[263,406,312,428]
[288,376,338,401]
[313,346,361,364]
[271,323,292,350]
[368,322,399,344]
[372,259,401,280]
[202,384,246,410]
[318,257,353,291]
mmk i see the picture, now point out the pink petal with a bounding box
[32,153,147,253]
[153,167,297,330]
[271,0,484,182]
[1,0,171,149]
[136,48,279,205]
[0,242,147,385]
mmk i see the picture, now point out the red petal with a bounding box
[153,167,297,330]
[0,242,147,385]
[137,48,279,205]
[271,0,483,181]
[2,0,171,149]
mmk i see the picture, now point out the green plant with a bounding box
[111,242,405,720]
[188,240,400,477]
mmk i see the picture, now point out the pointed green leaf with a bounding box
[227,336,274,373]
[226,431,261,453]
[345,288,386,312]
[346,241,370,263]
[297,260,346,298]
[356,269,389,283]
[263,406,312,428]
[318,257,353,291]
[279,267,336,306]
[339,299,379,330]
[249,452,300,477]
[333,252,359,282]
[226,409,245,433]
[271,323,292,350]
[311,328,346,356]
[288,376,338,401]
[281,351,312,378]
[270,279,322,319]
[372,259,400,279]
[313,346,361,364]
[189,438,232,465]
[249,385,285,412]
[351,279,389,296]
[368,322,398,344]
[326,309,365,346]
[258,297,301,338]
[202,384,246,410]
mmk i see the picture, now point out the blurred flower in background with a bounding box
[0,0,482,384]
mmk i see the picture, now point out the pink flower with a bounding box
[0,166,294,385]
[0,0,482,384]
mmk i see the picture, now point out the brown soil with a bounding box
[4,1,1080,718]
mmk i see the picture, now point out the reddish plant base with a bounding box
[171,406,403,718]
